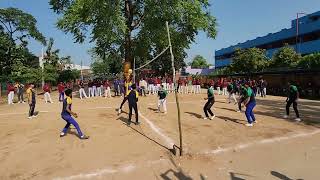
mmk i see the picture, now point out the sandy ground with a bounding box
[0,90,319,180]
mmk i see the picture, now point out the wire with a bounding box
[134,46,170,71]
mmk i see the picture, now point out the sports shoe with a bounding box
[203,117,208,120]
[60,132,66,137]
[283,115,288,119]
[27,116,32,119]
[253,120,258,124]
[118,108,122,115]
[236,110,241,113]
[32,115,37,118]
[245,123,253,127]
[210,115,216,120]
[80,135,90,140]
[135,122,140,125]
[295,118,301,122]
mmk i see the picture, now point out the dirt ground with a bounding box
[0,90,319,180]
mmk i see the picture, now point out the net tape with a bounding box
[134,46,170,71]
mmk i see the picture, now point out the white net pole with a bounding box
[166,21,183,156]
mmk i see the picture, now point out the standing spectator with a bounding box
[7,82,15,105]
[92,80,97,97]
[43,83,53,103]
[113,78,120,96]
[216,79,222,95]
[148,77,154,95]
[15,81,25,103]
[58,82,65,102]
[79,81,88,99]
[104,80,111,98]
[97,80,102,97]
[87,80,92,98]
[222,79,228,96]
[261,79,267,98]
[139,78,147,96]
[196,78,201,94]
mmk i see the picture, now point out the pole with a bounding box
[133,57,136,83]
[81,60,83,81]
[40,48,45,88]
[296,12,306,53]
[296,13,299,52]
[166,21,183,156]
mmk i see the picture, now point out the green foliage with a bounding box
[91,51,123,78]
[50,0,217,75]
[210,67,232,77]
[58,69,80,82]
[0,8,46,45]
[230,48,269,74]
[43,63,59,83]
[0,7,46,77]
[190,55,210,68]
[271,45,301,68]
[297,53,320,69]
[11,60,42,83]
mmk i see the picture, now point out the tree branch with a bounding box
[132,14,144,29]
[0,19,11,34]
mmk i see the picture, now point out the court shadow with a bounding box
[185,112,202,119]
[160,169,192,180]
[230,172,254,180]
[118,117,171,152]
[148,107,159,112]
[115,108,128,115]
[160,155,193,180]
[216,116,246,125]
[217,107,237,112]
[270,171,298,180]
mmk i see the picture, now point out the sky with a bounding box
[1,0,320,66]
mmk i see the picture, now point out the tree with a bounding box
[271,45,301,68]
[50,0,217,74]
[297,53,320,69]
[230,48,269,74]
[0,8,46,75]
[58,69,80,82]
[190,55,210,68]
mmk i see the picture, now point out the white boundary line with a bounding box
[200,129,320,155]
[0,107,114,116]
[52,159,168,180]
[0,111,50,116]
[139,113,175,148]
[52,164,135,180]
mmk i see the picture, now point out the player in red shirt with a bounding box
[104,80,111,98]
[7,82,15,105]
[43,83,53,103]
[58,82,65,102]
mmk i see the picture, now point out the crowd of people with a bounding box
[2,75,301,139]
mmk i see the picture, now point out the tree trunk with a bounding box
[124,0,134,80]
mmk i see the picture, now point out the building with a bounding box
[215,11,320,68]
[65,64,92,78]
[181,66,215,76]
